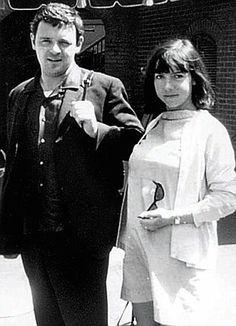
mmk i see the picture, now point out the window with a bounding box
[192,33,217,89]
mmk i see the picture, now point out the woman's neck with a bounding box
[166,99,196,112]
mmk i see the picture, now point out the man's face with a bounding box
[31,21,83,79]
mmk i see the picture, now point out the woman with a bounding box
[119,39,236,326]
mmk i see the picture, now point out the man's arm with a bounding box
[95,75,144,160]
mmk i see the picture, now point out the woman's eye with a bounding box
[174,73,185,79]
[155,74,164,80]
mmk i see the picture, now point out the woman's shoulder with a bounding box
[196,110,231,142]
[197,109,227,130]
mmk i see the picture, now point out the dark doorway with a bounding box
[0,10,37,146]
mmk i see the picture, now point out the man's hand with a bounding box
[138,208,174,231]
[70,100,98,138]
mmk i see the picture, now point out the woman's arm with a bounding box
[138,119,236,231]
[189,121,236,226]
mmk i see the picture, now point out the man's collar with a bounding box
[22,72,41,94]
[61,63,83,90]
[23,64,88,94]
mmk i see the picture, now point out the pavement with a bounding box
[0,245,236,326]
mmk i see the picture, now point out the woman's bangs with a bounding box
[155,51,189,73]
[155,57,172,73]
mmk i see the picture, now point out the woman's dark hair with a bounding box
[30,2,84,45]
[143,38,215,114]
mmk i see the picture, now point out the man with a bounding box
[0,3,144,325]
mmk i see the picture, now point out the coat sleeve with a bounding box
[190,120,236,226]
[95,75,144,160]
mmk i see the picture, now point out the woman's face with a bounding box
[154,67,196,111]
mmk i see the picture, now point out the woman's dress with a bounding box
[121,110,215,326]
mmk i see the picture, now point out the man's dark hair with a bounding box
[30,2,84,45]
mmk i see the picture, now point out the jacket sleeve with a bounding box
[190,121,236,226]
[95,75,144,160]
[0,84,29,255]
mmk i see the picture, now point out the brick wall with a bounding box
[0,1,235,147]
[96,0,236,243]
[92,7,140,111]
[96,0,236,148]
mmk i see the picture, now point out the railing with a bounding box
[76,36,105,72]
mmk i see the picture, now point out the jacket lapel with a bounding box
[8,78,35,146]
[56,66,92,139]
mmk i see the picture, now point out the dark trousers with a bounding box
[21,232,110,326]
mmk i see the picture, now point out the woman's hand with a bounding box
[138,208,174,231]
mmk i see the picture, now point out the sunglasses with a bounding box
[147,181,164,211]
[137,181,165,220]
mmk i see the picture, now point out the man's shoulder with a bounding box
[94,71,121,84]
[80,67,122,86]
[14,77,34,91]
[10,77,35,97]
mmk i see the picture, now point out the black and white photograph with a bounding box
[0,1,235,325]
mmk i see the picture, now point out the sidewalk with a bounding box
[0,245,236,326]
[0,255,36,326]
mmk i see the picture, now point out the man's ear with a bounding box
[30,33,36,50]
[75,35,84,54]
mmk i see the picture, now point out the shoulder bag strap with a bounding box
[56,70,94,141]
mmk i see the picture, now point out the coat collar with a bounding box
[22,63,89,94]
[61,63,84,90]
[18,64,93,140]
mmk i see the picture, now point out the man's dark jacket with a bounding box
[0,65,144,255]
